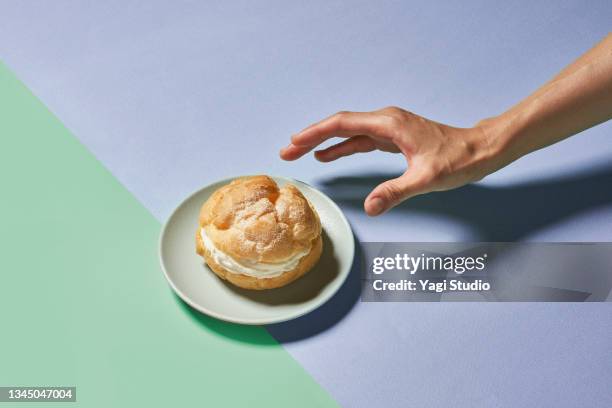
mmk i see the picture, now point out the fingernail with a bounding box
[367,197,385,216]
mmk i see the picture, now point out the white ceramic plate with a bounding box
[159,175,355,325]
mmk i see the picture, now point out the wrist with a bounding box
[472,113,524,173]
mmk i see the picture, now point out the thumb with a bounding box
[364,172,428,216]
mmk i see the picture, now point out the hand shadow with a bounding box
[317,164,612,241]
[175,232,363,344]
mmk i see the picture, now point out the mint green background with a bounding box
[0,63,337,407]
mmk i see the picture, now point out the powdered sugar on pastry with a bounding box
[199,175,321,263]
[196,175,323,289]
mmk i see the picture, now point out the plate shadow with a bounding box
[175,231,363,344]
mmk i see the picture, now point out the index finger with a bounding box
[290,111,387,147]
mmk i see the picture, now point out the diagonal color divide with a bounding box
[0,63,338,407]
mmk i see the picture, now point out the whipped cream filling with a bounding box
[200,228,310,278]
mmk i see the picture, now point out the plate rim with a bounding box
[158,174,355,325]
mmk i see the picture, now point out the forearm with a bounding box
[482,33,612,169]
[281,34,612,215]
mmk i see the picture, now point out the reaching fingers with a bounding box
[314,136,376,162]
[279,143,314,161]
[280,111,389,161]
[364,172,431,216]
[291,111,388,147]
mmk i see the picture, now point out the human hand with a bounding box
[280,35,612,216]
[280,107,499,216]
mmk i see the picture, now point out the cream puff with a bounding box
[196,175,323,290]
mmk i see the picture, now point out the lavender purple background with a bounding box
[1,1,611,406]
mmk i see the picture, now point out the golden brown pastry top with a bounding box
[199,175,321,263]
